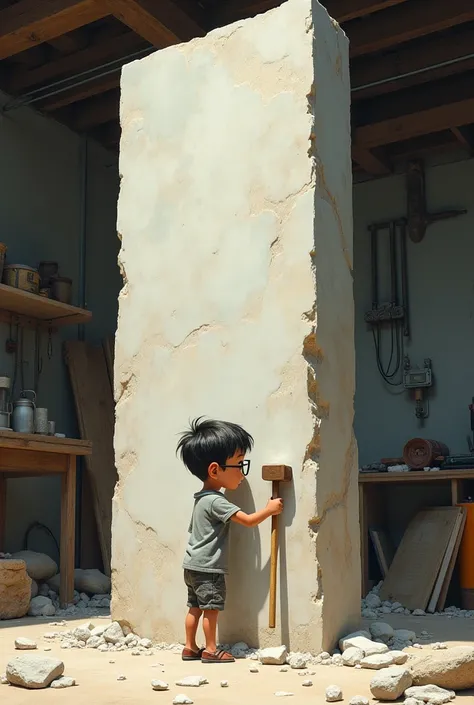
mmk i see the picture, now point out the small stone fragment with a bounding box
[175,676,208,687]
[6,655,64,689]
[340,635,389,656]
[342,647,364,667]
[173,695,193,704]
[405,685,455,703]
[289,654,307,669]
[361,653,395,669]
[231,641,249,658]
[15,638,37,650]
[349,697,369,705]
[370,622,395,643]
[151,679,169,690]
[250,666,259,673]
[51,676,76,689]
[370,666,413,700]
[279,667,289,672]
[275,691,294,697]
[73,626,91,642]
[140,638,153,649]
[302,680,313,687]
[390,651,408,665]
[220,680,229,688]
[326,684,343,701]
[1,675,8,685]
[394,630,416,643]
[104,622,124,644]
[413,609,426,616]
[260,645,288,665]
[28,596,56,618]
[87,636,105,649]
[117,675,126,681]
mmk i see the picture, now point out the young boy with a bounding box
[177,417,283,664]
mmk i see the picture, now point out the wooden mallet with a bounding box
[262,464,293,628]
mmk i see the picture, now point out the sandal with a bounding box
[201,649,235,663]
[181,647,204,661]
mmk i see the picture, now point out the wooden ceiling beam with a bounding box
[451,125,474,152]
[104,0,204,46]
[0,0,110,61]
[354,97,474,149]
[351,145,392,175]
[4,29,145,93]
[351,26,474,100]
[348,0,474,57]
[212,0,406,27]
[324,0,407,23]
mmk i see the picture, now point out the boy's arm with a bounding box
[231,498,283,528]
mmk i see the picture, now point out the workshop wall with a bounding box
[354,158,474,468]
[0,95,120,560]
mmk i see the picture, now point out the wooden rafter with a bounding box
[0,0,109,61]
[451,125,474,152]
[324,0,407,23]
[212,0,406,27]
[351,145,391,175]
[348,0,474,57]
[104,0,204,47]
[354,97,474,149]
[351,26,474,100]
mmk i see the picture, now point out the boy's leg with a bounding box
[185,607,202,652]
[202,609,218,653]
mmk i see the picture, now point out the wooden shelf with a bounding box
[359,469,474,483]
[0,283,92,327]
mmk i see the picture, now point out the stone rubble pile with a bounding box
[1,550,112,620]
[43,620,158,654]
[362,582,474,620]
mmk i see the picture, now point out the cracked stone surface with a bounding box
[113,0,357,651]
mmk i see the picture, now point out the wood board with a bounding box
[427,509,465,613]
[379,506,463,611]
[437,509,467,611]
[65,340,116,575]
[370,528,394,578]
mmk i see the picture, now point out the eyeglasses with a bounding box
[220,460,251,476]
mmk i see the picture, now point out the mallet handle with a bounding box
[269,479,279,628]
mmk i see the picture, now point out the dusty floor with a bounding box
[1,614,474,704]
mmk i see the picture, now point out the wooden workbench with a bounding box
[359,468,474,597]
[0,431,92,607]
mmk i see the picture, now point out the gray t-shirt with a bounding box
[183,490,240,575]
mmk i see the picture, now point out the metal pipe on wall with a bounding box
[75,135,88,567]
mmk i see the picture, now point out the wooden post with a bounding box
[269,479,279,629]
[60,455,76,607]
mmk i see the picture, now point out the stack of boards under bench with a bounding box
[371,506,466,613]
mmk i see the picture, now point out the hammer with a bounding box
[262,464,293,628]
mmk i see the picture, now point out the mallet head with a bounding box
[262,465,293,482]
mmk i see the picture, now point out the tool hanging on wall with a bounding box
[406,160,467,243]
[403,356,433,419]
[364,219,409,386]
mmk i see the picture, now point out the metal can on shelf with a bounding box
[3,264,40,294]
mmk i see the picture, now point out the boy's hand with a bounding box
[266,497,283,515]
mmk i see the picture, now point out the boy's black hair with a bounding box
[177,417,254,482]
